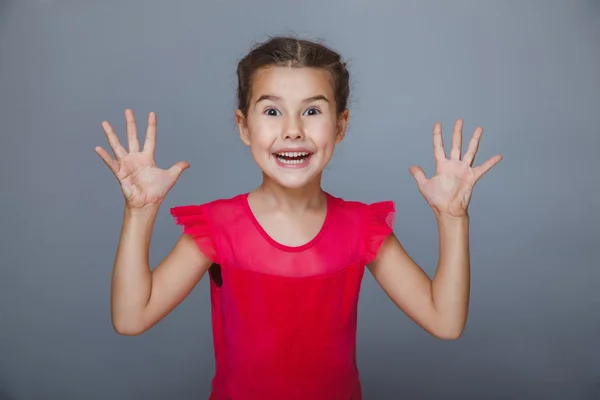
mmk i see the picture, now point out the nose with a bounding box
[282,115,304,140]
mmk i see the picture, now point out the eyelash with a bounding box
[264,107,321,116]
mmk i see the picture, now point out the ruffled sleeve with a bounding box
[170,204,219,263]
[363,201,396,265]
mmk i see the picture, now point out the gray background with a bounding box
[1,0,598,399]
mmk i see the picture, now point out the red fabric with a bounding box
[171,193,394,399]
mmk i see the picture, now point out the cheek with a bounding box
[307,119,339,145]
[247,120,277,149]
[249,138,273,156]
[248,136,277,164]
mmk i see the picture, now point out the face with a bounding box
[235,66,349,189]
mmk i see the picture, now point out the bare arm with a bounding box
[110,204,213,336]
[367,215,470,340]
[369,119,500,340]
[95,109,211,335]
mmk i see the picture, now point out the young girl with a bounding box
[95,36,501,399]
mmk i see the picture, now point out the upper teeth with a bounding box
[277,152,309,157]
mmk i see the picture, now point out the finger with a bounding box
[433,122,446,162]
[143,112,157,155]
[463,126,483,166]
[95,146,119,175]
[125,109,140,152]
[101,120,128,160]
[409,165,428,188]
[473,154,502,181]
[450,118,463,161]
[168,160,190,178]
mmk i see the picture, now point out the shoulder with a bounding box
[324,193,396,264]
[327,192,396,234]
[169,194,247,264]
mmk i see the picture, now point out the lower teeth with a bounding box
[277,156,308,165]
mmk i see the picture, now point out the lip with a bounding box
[272,148,314,169]
[272,148,314,154]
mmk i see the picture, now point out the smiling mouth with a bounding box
[274,151,312,165]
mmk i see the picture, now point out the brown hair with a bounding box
[236,36,350,117]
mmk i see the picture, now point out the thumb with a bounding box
[169,160,190,178]
[409,166,427,187]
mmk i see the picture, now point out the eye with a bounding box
[264,107,281,116]
[303,107,321,116]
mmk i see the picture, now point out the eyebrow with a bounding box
[255,94,330,104]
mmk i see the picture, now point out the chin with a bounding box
[267,171,318,189]
[261,163,323,190]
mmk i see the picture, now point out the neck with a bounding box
[255,172,326,212]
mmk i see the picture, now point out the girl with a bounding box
[95,36,502,399]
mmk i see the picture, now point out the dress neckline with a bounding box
[242,191,333,252]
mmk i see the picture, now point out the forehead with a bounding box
[251,66,334,101]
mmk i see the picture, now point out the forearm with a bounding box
[431,214,470,338]
[110,204,160,334]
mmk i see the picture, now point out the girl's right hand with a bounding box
[95,109,190,209]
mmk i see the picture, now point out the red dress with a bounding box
[171,192,395,400]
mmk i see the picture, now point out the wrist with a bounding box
[435,212,470,226]
[124,203,161,219]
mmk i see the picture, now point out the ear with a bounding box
[235,109,251,146]
[335,109,350,144]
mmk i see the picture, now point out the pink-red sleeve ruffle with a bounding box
[363,201,395,265]
[170,204,218,263]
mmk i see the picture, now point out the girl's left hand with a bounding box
[409,119,502,219]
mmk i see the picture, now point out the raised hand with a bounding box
[95,109,190,209]
[409,119,502,218]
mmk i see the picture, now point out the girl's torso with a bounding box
[171,192,395,400]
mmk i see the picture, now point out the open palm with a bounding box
[409,119,502,218]
[95,109,189,209]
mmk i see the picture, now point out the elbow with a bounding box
[435,329,464,340]
[113,325,144,336]
[111,315,146,336]
[433,325,465,340]
[429,309,467,340]
[112,322,142,336]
